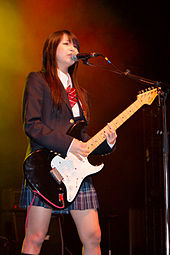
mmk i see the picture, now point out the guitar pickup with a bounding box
[50,168,64,184]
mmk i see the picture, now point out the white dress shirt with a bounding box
[57,69,115,150]
[58,69,80,117]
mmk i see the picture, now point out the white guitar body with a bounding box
[51,152,104,202]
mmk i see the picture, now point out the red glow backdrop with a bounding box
[0,1,169,253]
[0,0,140,191]
[18,0,139,72]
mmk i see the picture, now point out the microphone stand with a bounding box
[113,69,170,255]
[85,57,170,253]
[115,69,170,255]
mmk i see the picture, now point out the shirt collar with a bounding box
[57,69,72,89]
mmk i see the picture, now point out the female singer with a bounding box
[20,30,117,255]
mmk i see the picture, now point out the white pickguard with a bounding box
[51,152,104,202]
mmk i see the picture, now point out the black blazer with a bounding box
[23,72,113,157]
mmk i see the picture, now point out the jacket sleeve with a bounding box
[23,72,73,155]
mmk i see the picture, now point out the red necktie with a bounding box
[66,85,77,108]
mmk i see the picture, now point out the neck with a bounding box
[57,65,68,75]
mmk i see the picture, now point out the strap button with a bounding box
[70,119,74,124]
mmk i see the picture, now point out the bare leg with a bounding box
[70,209,101,255]
[22,206,52,255]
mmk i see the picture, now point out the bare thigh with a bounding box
[26,205,52,237]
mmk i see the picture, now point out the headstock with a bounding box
[137,87,160,105]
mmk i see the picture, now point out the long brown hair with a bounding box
[41,30,89,119]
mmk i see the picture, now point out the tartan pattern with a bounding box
[20,178,99,214]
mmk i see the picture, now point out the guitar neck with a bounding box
[86,99,143,154]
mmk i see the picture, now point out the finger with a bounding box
[106,128,117,138]
[104,127,117,144]
[104,127,112,137]
[107,123,113,130]
[107,123,116,133]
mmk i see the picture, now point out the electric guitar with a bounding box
[23,88,159,209]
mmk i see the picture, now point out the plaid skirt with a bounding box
[20,177,99,214]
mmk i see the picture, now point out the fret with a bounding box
[87,129,106,153]
[85,88,158,155]
[110,100,142,129]
[87,99,143,154]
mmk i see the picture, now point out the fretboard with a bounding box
[86,99,143,154]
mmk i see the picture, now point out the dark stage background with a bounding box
[0,1,169,254]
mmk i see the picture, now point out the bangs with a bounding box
[63,30,80,52]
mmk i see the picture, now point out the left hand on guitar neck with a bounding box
[104,123,117,147]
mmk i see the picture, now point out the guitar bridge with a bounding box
[50,168,63,184]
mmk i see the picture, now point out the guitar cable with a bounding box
[25,190,65,233]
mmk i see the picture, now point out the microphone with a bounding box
[72,52,102,61]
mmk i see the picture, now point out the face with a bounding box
[56,33,79,73]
